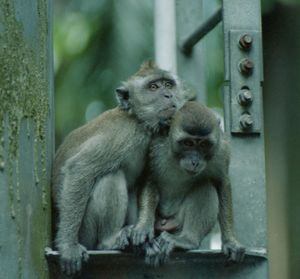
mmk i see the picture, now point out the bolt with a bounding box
[239,58,254,75]
[239,34,253,50]
[238,89,253,106]
[240,114,253,130]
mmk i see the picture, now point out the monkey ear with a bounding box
[116,86,130,111]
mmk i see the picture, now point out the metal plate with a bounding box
[229,30,263,134]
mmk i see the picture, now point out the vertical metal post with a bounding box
[154,0,177,73]
[176,0,207,103]
[0,0,53,278]
[222,0,268,276]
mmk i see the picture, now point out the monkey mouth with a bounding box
[185,169,199,175]
[183,167,201,176]
[158,106,177,119]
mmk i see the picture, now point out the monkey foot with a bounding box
[145,232,175,267]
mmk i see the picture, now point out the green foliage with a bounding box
[54,0,153,145]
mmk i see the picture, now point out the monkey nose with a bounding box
[164,93,173,99]
[192,160,199,167]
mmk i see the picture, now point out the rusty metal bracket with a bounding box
[229,30,263,134]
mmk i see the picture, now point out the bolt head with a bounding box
[239,34,253,50]
[238,89,253,106]
[240,114,253,130]
[239,58,254,75]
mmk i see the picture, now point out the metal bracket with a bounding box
[229,30,263,134]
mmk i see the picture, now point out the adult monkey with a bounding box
[52,61,184,276]
[128,101,245,266]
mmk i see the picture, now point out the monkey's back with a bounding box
[52,107,144,201]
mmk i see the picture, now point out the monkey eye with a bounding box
[182,139,194,147]
[149,83,159,91]
[164,81,173,88]
[199,140,212,149]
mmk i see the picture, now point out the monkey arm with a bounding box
[215,176,245,262]
[130,181,159,245]
[215,176,235,242]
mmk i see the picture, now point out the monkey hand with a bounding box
[59,243,89,276]
[145,231,175,267]
[130,223,155,246]
[222,238,245,262]
[112,225,134,250]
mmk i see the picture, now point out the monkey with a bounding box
[126,101,245,266]
[52,61,185,276]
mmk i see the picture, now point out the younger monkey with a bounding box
[128,101,245,266]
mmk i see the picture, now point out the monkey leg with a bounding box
[79,170,129,250]
[145,182,219,266]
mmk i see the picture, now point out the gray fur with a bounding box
[52,61,184,276]
[130,101,245,266]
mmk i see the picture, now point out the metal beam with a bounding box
[46,248,268,279]
[154,0,177,73]
[222,0,268,277]
[181,8,222,55]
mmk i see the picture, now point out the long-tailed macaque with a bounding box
[128,101,245,266]
[52,61,184,275]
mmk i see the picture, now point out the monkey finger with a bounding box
[145,254,155,267]
[74,258,82,273]
[131,231,144,246]
[229,249,237,262]
[114,231,130,250]
[64,261,72,277]
[151,239,163,254]
[147,253,161,268]
[223,245,231,258]
[60,261,66,275]
[240,248,246,262]
[118,237,130,250]
[236,247,246,262]
[145,243,156,257]
[154,255,163,267]
[82,251,89,262]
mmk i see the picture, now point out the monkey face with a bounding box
[170,101,221,175]
[117,76,183,131]
[176,138,215,175]
[115,61,188,131]
[133,76,179,122]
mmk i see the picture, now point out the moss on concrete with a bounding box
[0,0,50,277]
